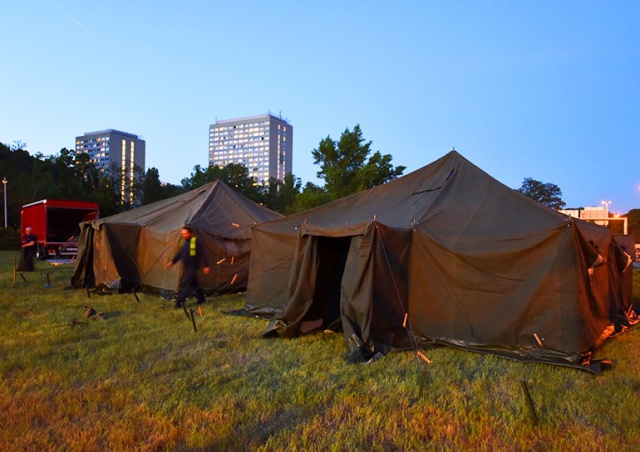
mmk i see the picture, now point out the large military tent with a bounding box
[71,180,282,294]
[245,151,637,371]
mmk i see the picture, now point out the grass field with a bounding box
[1,251,639,451]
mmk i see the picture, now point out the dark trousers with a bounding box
[18,248,35,272]
[176,268,205,304]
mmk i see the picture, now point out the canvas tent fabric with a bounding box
[71,181,282,294]
[245,151,636,371]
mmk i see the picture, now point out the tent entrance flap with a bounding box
[299,236,351,333]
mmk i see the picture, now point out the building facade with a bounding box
[559,206,628,234]
[75,129,146,205]
[208,113,292,184]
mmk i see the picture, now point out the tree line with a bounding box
[2,125,639,244]
[0,125,404,225]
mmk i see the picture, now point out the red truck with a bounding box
[21,199,99,259]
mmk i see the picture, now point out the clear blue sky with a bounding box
[2,1,639,213]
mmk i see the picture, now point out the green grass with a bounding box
[1,250,639,450]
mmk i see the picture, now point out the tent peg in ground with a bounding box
[189,308,197,332]
[521,378,539,425]
[182,303,190,321]
[417,365,431,400]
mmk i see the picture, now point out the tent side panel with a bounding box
[409,224,602,360]
[101,224,142,291]
[369,224,412,348]
[138,227,180,292]
[70,222,95,288]
[340,230,375,344]
[198,230,252,294]
[92,227,123,290]
[245,228,298,315]
[340,224,412,349]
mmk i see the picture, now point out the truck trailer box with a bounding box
[21,199,99,259]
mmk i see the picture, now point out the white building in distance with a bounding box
[208,113,292,184]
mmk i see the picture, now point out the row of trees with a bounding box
[0,125,405,225]
[2,126,639,242]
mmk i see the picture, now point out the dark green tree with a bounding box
[311,124,405,200]
[180,164,210,191]
[181,163,262,202]
[0,141,36,227]
[142,167,185,205]
[516,178,566,209]
[295,182,333,212]
[74,151,102,193]
[142,167,165,205]
[93,176,122,218]
[263,173,302,214]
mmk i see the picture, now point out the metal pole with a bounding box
[2,177,7,228]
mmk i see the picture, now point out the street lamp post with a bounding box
[600,200,612,229]
[2,177,7,228]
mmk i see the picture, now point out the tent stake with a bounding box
[417,351,432,364]
[417,365,430,400]
[521,378,539,425]
[189,308,197,333]
[533,333,544,347]
[182,303,190,321]
[416,351,432,400]
[131,289,140,303]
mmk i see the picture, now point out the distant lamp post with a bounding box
[601,200,612,213]
[2,177,7,228]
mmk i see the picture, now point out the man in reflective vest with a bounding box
[165,225,211,309]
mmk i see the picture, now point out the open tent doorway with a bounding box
[299,236,351,334]
[263,223,412,363]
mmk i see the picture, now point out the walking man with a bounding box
[165,225,210,309]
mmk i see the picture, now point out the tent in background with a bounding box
[71,180,282,295]
[244,151,637,371]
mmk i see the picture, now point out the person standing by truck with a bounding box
[165,225,211,309]
[18,227,37,271]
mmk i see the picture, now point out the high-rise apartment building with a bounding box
[208,113,292,184]
[75,129,146,205]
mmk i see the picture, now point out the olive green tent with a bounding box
[244,151,636,371]
[71,180,282,295]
